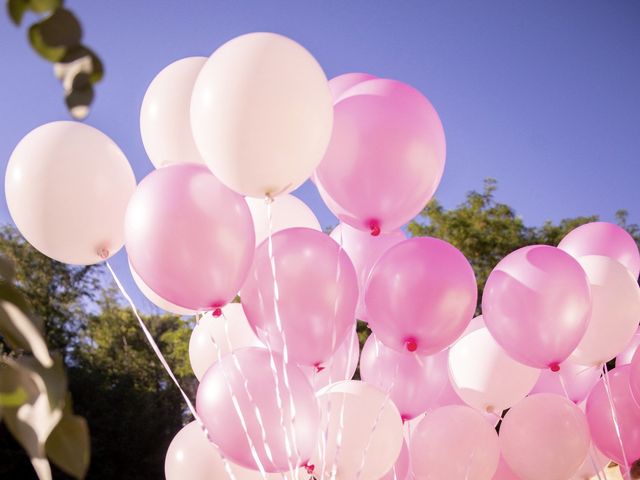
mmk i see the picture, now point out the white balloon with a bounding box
[140,57,207,168]
[246,194,321,246]
[5,121,136,265]
[188,304,263,380]
[312,381,403,479]
[191,32,333,198]
[129,261,195,316]
[448,327,540,413]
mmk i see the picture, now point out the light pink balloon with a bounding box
[165,421,227,480]
[196,347,320,472]
[618,327,640,366]
[500,394,590,480]
[331,223,405,321]
[433,371,501,426]
[529,360,601,404]
[570,445,610,480]
[492,457,521,480]
[631,349,640,407]
[410,405,500,480]
[315,78,446,234]
[586,365,640,469]
[558,221,640,280]
[329,72,377,102]
[241,227,358,367]
[378,439,409,480]
[365,237,477,355]
[125,164,254,310]
[482,245,592,370]
[361,334,449,420]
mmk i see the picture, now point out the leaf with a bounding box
[65,83,94,120]
[28,22,66,62]
[46,411,90,479]
[7,0,29,25]
[26,0,62,13]
[59,45,104,84]
[32,8,82,47]
[0,301,53,367]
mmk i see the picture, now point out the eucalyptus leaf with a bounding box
[7,0,29,25]
[0,301,52,367]
[60,45,104,84]
[46,411,90,479]
[28,22,66,62]
[33,8,82,47]
[26,0,62,13]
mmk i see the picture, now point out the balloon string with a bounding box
[602,363,630,479]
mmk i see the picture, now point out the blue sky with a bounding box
[1,1,639,311]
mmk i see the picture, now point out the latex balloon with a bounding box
[529,360,601,404]
[618,327,640,365]
[365,237,477,355]
[165,421,228,480]
[482,245,592,370]
[570,445,610,480]
[129,261,195,315]
[246,194,321,246]
[312,381,404,480]
[300,327,360,391]
[586,365,640,469]
[559,221,640,280]
[315,78,446,234]
[410,405,500,480]
[5,121,136,265]
[378,439,409,480]
[448,327,540,414]
[500,394,590,480]
[570,256,640,366]
[631,349,640,407]
[188,304,263,381]
[492,457,521,480]
[331,223,405,321]
[125,164,254,310]
[191,32,333,198]
[241,228,358,367]
[360,334,449,420]
[196,347,319,472]
[329,72,377,102]
[140,57,206,167]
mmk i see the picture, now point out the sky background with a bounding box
[1,0,639,311]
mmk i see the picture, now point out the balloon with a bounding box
[315,78,446,234]
[378,439,409,480]
[586,365,640,469]
[188,304,263,381]
[569,256,640,366]
[312,381,404,479]
[448,327,540,413]
[140,57,206,168]
[246,194,320,246]
[570,445,610,480]
[5,121,136,265]
[300,327,360,391]
[631,349,640,406]
[558,221,640,280]
[331,223,405,321]
[191,32,333,198]
[165,421,228,480]
[500,394,590,480]
[617,326,640,365]
[196,347,319,472]
[360,334,449,420]
[129,261,195,316]
[329,72,377,102]
[410,405,500,480]
[365,237,477,355]
[241,228,358,367]
[529,360,601,404]
[482,245,592,370]
[125,164,254,310]
[492,457,521,480]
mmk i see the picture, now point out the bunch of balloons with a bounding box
[5,31,640,480]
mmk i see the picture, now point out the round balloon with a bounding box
[569,256,640,366]
[5,121,136,265]
[378,438,409,480]
[500,394,590,480]
[241,227,358,367]
[365,237,477,355]
[617,326,640,366]
[188,304,263,381]
[125,164,254,310]
[529,360,601,404]
[570,445,610,480]
[129,261,195,316]
[631,349,640,407]
[191,32,333,198]
[559,221,640,280]
[165,421,228,480]
[410,405,500,480]
[492,457,521,480]
[448,327,540,414]
[315,78,446,234]
[360,334,449,420]
[482,245,592,370]
[328,72,377,102]
[196,347,320,472]
[140,56,207,168]
[246,194,320,246]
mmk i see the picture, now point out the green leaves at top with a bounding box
[28,8,81,61]
[7,0,63,25]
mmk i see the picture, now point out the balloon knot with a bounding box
[405,338,418,352]
[549,362,560,372]
[314,363,325,373]
[485,405,495,414]
[369,220,381,237]
[401,415,409,424]
[304,463,315,474]
[97,247,109,260]
[212,307,222,318]
[631,458,640,478]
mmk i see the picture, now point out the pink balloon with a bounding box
[492,457,521,480]
[365,237,477,355]
[433,371,501,426]
[241,227,358,367]
[331,223,405,321]
[410,405,500,480]
[618,327,640,365]
[315,78,446,234]
[559,221,640,280]
[379,439,409,480]
[360,334,449,420]
[500,394,590,480]
[125,164,254,310]
[165,421,225,480]
[631,349,640,407]
[586,365,640,469]
[482,245,592,370]
[329,72,377,102]
[196,347,320,472]
[570,444,611,480]
[529,360,601,404]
